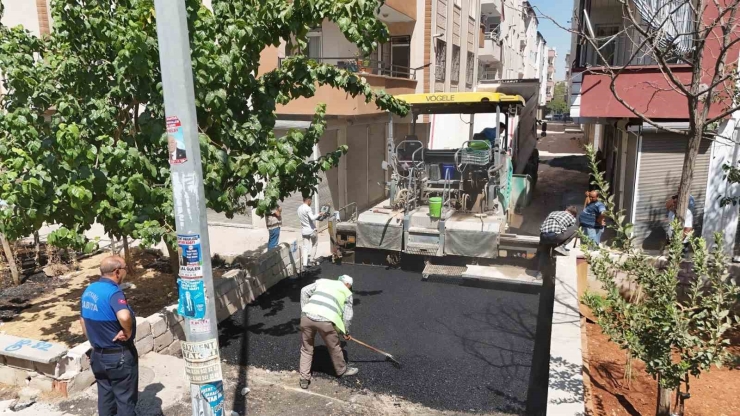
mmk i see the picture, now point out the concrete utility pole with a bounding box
[153,1,224,415]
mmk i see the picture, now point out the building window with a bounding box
[435,39,447,82]
[307,28,322,59]
[451,45,461,83]
[466,52,475,86]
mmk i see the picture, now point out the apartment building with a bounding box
[567,0,740,253]
[545,48,556,101]
[536,32,548,115]
[478,0,541,81]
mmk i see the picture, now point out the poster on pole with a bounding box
[182,339,222,385]
[199,382,224,416]
[177,278,206,319]
[178,234,203,278]
[167,116,187,165]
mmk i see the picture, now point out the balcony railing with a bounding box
[577,32,666,67]
[478,69,498,81]
[484,25,501,42]
[278,56,415,79]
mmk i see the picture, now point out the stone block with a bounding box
[162,304,182,327]
[0,335,67,364]
[146,314,168,338]
[134,335,153,356]
[33,362,58,376]
[221,278,238,295]
[4,357,34,371]
[164,340,182,358]
[0,365,30,386]
[169,320,186,340]
[154,331,174,353]
[66,369,96,395]
[28,375,53,392]
[134,317,151,341]
[62,342,91,375]
[222,269,244,280]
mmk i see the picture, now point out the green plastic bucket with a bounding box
[429,197,443,218]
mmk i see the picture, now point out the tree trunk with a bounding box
[68,247,79,270]
[656,378,672,416]
[122,236,133,273]
[165,241,180,278]
[675,125,703,224]
[33,231,40,265]
[110,233,117,254]
[0,234,20,286]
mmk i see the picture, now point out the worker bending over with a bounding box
[298,275,359,389]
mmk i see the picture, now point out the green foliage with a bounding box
[546,82,568,115]
[582,146,740,395]
[0,0,409,251]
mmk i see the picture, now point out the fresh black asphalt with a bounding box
[218,262,540,414]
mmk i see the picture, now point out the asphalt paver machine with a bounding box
[330,91,543,283]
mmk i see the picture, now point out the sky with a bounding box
[528,0,574,81]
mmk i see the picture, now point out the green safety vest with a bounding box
[303,279,352,333]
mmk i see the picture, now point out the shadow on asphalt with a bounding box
[541,155,591,173]
[219,262,545,414]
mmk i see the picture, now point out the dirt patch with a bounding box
[582,310,740,416]
[0,249,181,347]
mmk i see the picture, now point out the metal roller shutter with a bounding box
[633,133,711,250]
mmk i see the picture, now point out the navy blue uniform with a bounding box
[81,277,138,416]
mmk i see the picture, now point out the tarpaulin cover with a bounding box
[356,211,403,251]
[444,219,501,258]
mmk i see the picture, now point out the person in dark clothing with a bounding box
[537,206,579,273]
[80,256,138,416]
[580,190,607,245]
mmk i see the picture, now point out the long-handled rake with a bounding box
[349,337,401,368]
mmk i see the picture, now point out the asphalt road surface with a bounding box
[218,262,540,414]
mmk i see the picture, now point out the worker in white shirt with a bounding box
[297,195,327,268]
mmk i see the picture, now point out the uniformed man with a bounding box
[79,255,138,416]
[298,275,358,389]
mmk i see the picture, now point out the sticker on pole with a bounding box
[178,234,203,278]
[189,318,211,334]
[167,116,187,165]
[177,279,206,319]
[200,382,224,416]
[182,339,222,385]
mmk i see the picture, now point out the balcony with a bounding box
[377,0,416,23]
[481,0,502,17]
[478,31,502,64]
[276,57,418,116]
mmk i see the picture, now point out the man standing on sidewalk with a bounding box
[79,255,138,416]
[580,190,607,245]
[266,205,282,250]
[298,275,359,389]
[297,195,326,268]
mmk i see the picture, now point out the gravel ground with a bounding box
[218,262,540,414]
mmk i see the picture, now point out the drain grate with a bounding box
[422,264,467,278]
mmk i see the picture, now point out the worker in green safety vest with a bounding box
[298,275,358,389]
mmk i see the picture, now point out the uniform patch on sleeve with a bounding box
[118,298,127,305]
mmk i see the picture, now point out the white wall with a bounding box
[702,120,740,254]
[1,0,42,36]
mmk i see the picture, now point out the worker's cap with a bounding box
[338,275,353,287]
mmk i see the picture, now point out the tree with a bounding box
[0,0,409,275]
[582,145,740,416]
[550,0,740,229]
[546,81,568,114]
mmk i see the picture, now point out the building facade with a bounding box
[567,0,740,253]
[546,48,556,101]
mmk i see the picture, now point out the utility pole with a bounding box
[153,1,224,415]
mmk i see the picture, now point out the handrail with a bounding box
[395,140,425,175]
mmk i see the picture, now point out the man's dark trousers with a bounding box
[91,346,139,416]
[537,224,578,272]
